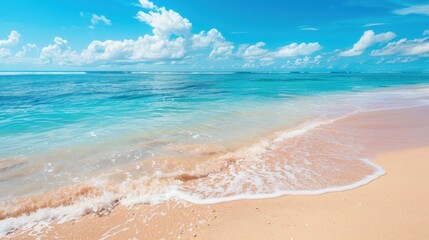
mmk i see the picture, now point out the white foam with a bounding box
[118,115,385,206]
[0,158,385,238]
[172,158,385,205]
[1,116,366,237]
[0,191,118,238]
[273,117,347,143]
[0,113,387,237]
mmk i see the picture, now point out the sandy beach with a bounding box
[5,105,429,239]
[2,0,429,238]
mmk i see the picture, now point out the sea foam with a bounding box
[0,115,385,237]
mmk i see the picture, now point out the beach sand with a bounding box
[6,106,429,240]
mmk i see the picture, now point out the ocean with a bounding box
[0,72,428,236]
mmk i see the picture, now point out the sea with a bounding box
[0,71,428,236]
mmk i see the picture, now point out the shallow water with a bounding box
[1,72,429,236]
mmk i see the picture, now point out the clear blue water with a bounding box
[0,72,427,196]
[1,72,429,236]
[1,72,428,157]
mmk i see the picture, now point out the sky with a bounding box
[0,0,428,72]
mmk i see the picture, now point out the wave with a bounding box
[0,114,385,237]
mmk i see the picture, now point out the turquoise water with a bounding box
[1,71,427,194]
[1,72,428,157]
[1,72,429,193]
[1,72,429,236]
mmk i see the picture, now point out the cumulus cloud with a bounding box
[40,37,79,65]
[81,39,134,62]
[40,36,187,65]
[40,1,195,65]
[0,30,20,47]
[138,0,157,9]
[81,35,186,63]
[281,55,323,68]
[36,0,323,67]
[274,42,322,57]
[15,43,38,58]
[209,43,234,60]
[339,30,396,57]
[82,1,193,63]
[371,37,429,56]
[89,14,112,29]
[295,55,322,66]
[239,42,269,59]
[191,29,234,59]
[191,29,224,48]
[393,4,429,16]
[38,1,195,65]
[0,30,21,59]
[235,41,322,69]
[0,48,12,58]
[237,41,321,63]
[136,7,191,37]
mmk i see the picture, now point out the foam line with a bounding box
[173,158,385,205]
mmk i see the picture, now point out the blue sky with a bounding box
[0,0,428,71]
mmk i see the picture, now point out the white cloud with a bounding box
[15,43,38,58]
[281,55,323,68]
[363,23,386,27]
[274,42,322,57]
[339,30,396,57]
[81,39,134,62]
[89,14,112,29]
[386,57,418,64]
[136,7,191,37]
[0,30,20,47]
[81,2,192,63]
[131,35,186,61]
[40,37,79,65]
[371,37,429,56]
[40,35,187,65]
[424,30,429,36]
[138,0,157,9]
[241,62,257,69]
[209,42,234,60]
[240,42,269,59]
[191,29,235,59]
[0,48,12,58]
[37,0,323,67]
[39,2,195,65]
[237,42,322,63]
[299,27,319,31]
[191,29,224,48]
[82,35,186,63]
[393,4,429,16]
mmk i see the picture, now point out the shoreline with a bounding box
[4,104,429,239]
[196,146,429,240]
[7,146,429,239]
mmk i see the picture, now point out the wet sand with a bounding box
[5,105,429,239]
